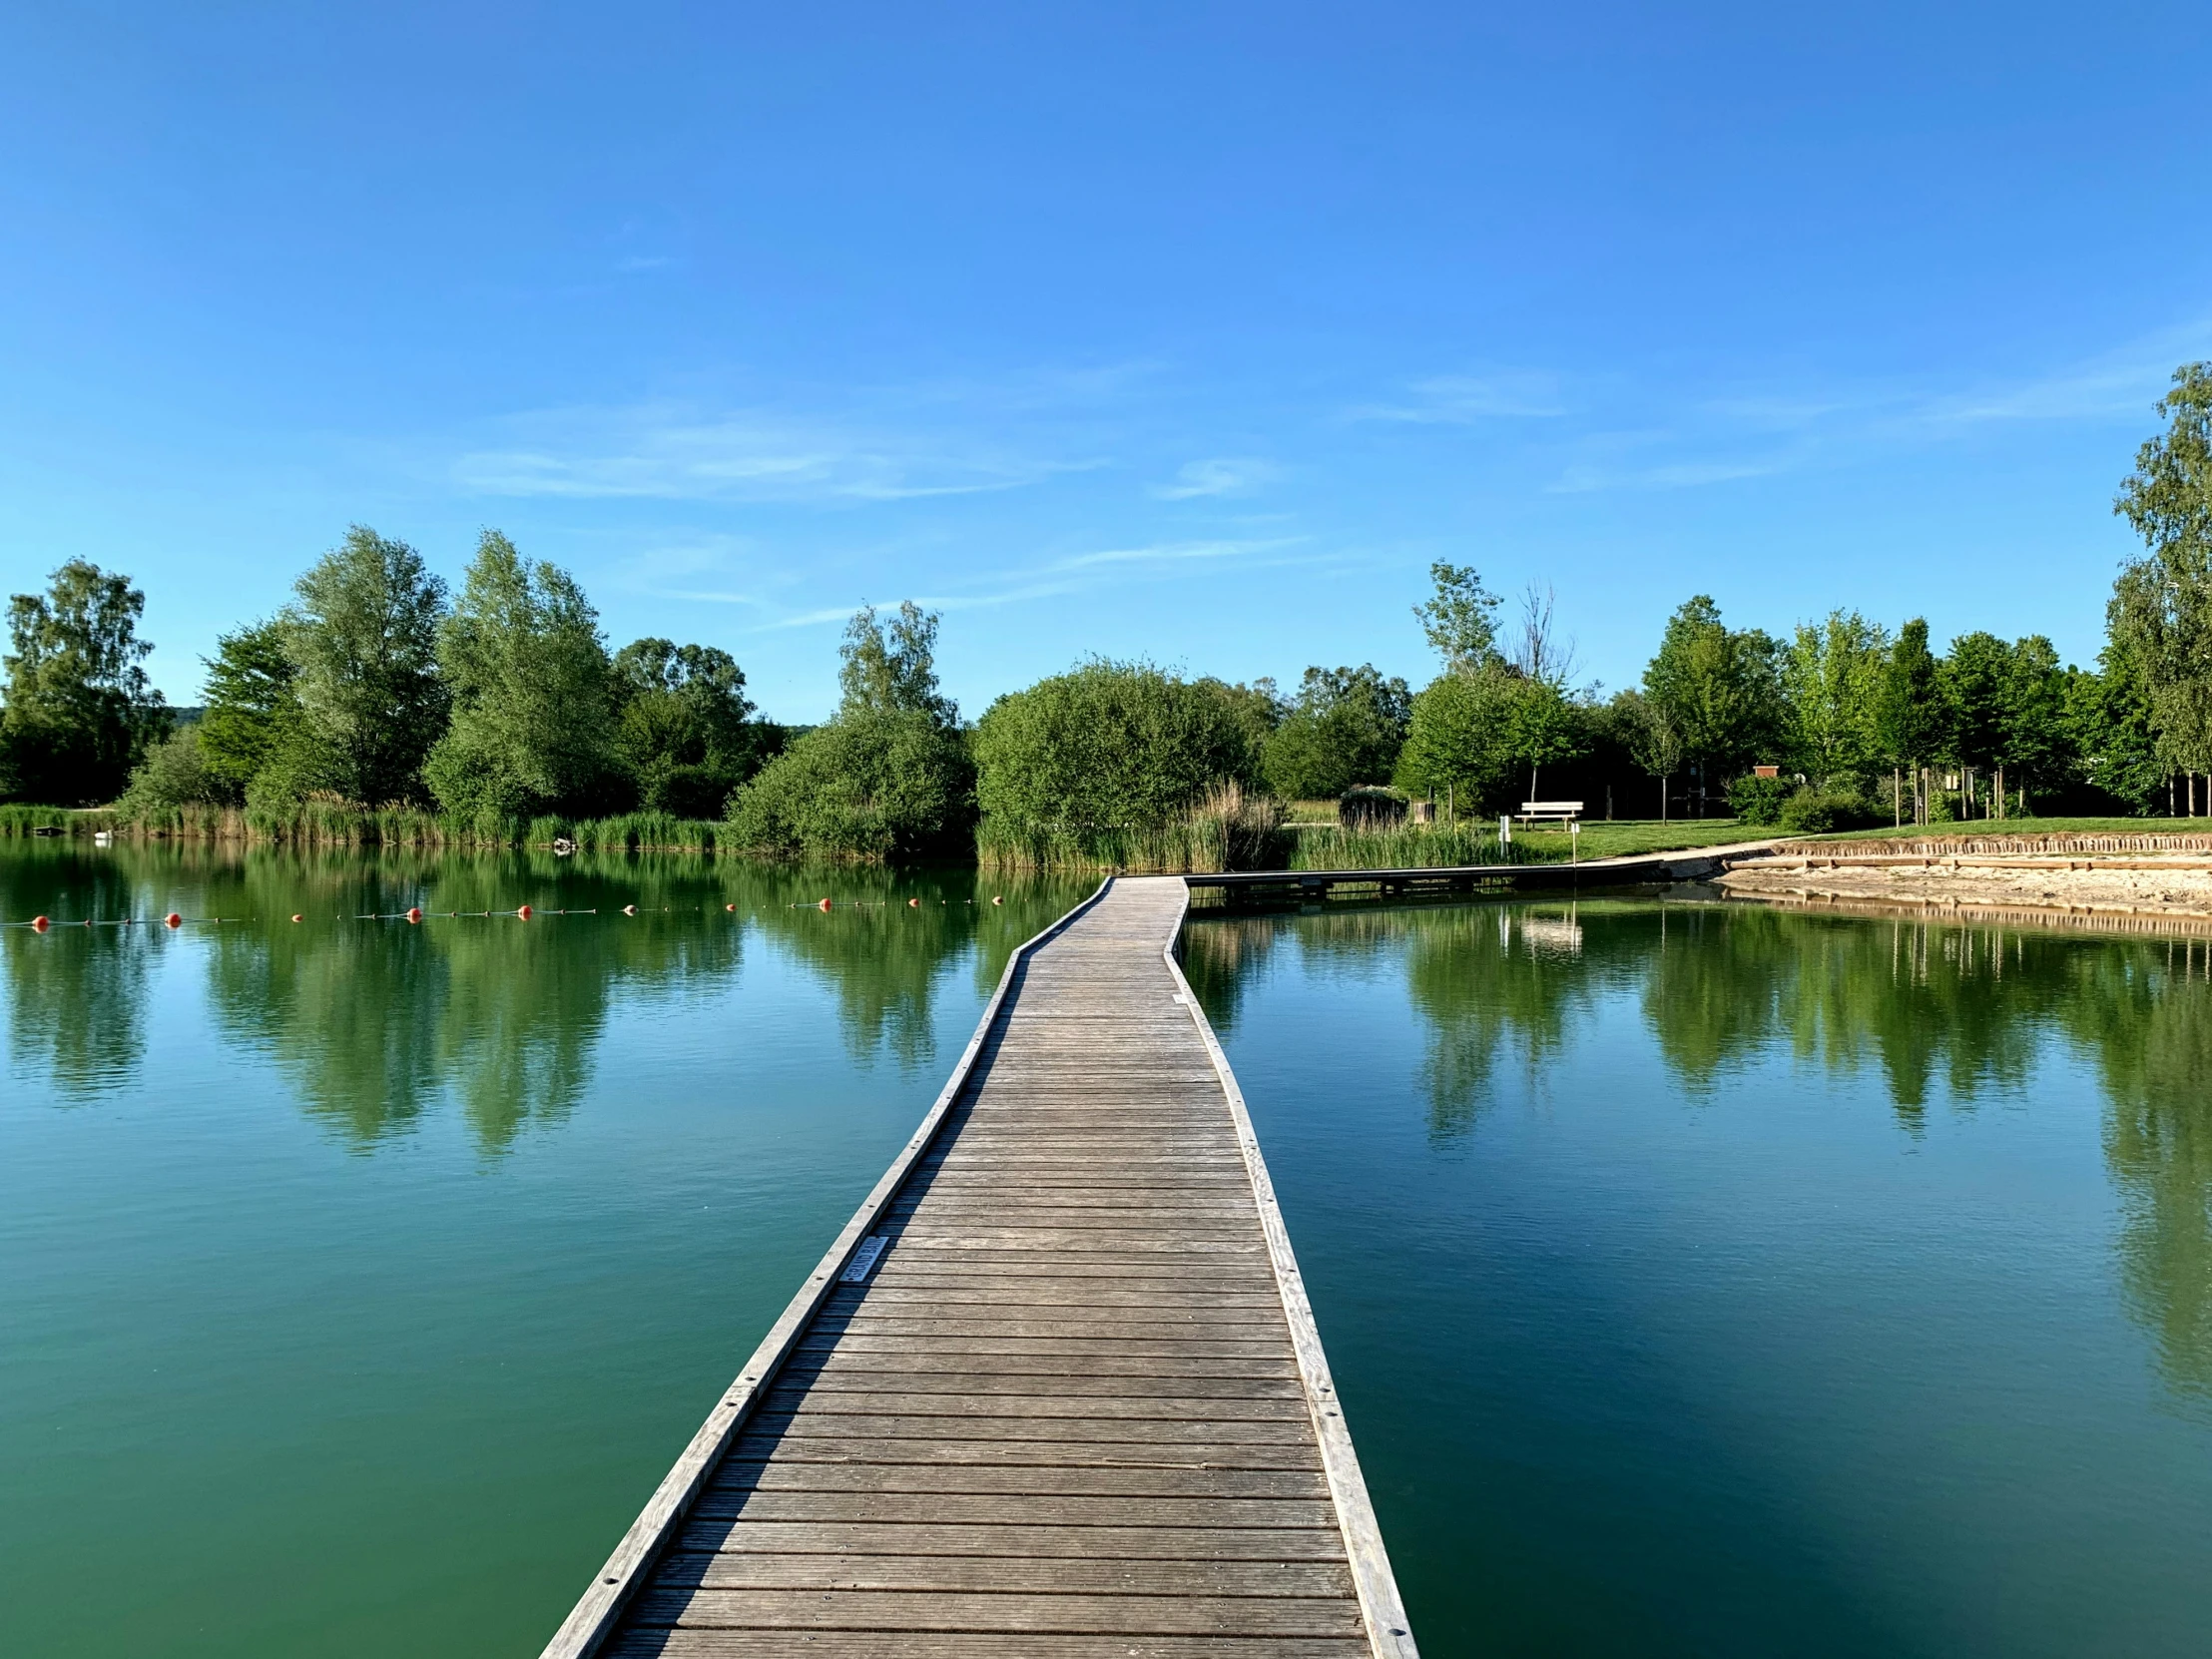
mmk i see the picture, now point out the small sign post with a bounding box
[1570,818,1580,865]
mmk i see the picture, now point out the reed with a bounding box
[977,783,1293,873]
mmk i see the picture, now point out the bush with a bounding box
[973,661,1262,846]
[118,726,215,818]
[1728,773,1797,826]
[726,709,974,861]
[1339,786,1406,829]
[1778,790,1877,833]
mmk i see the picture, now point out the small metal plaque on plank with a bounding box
[838,1234,889,1284]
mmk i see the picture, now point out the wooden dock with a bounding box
[542,874,1416,1659]
[1186,842,1776,905]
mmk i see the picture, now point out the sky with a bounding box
[3,1,2211,721]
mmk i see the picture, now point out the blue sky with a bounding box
[4,2,2210,720]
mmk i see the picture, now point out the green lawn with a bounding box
[1798,817,2212,842]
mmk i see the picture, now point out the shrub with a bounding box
[1728,773,1797,825]
[1778,790,1877,833]
[1339,786,1407,829]
[726,708,974,861]
[973,660,1262,846]
[118,726,215,818]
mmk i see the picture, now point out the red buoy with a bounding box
[724,902,736,912]
[31,915,49,931]
[622,904,637,916]
[290,914,303,923]
[516,904,532,919]
[818,897,832,912]
[991,895,1003,905]
[406,906,423,923]
[164,912,182,928]
[907,896,920,908]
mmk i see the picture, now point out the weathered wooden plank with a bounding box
[676,1520,1351,1562]
[684,1489,1342,1529]
[629,1587,1365,1637]
[707,1458,1329,1496]
[731,1413,1319,1449]
[656,1551,1356,1598]
[606,1630,1371,1658]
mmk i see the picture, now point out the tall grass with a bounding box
[978,784,1294,873]
[0,799,726,851]
[1288,820,1531,870]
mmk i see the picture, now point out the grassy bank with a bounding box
[1803,817,2212,842]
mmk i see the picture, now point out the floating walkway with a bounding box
[543,874,1415,1659]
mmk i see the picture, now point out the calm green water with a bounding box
[0,842,1091,1657]
[1184,897,2212,1658]
[6,853,2210,1656]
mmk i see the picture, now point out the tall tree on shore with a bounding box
[610,637,765,814]
[1642,596,1782,809]
[0,560,168,805]
[1412,563,1504,677]
[1877,619,1945,822]
[279,527,448,804]
[423,531,617,821]
[1263,665,1409,800]
[2112,362,2212,800]
[198,620,310,804]
[837,601,958,726]
[1782,610,1889,785]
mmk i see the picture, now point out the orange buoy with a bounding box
[406,906,423,923]
[290,914,303,923]
[31,915,49,931]
[164,912,182,928]
[516,904,532,919]
[818,897,832,912]
[724,902,736,912]
[622,903,637,916]
[907,896,920,908]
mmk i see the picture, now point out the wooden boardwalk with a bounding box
[543,875,1415,1659]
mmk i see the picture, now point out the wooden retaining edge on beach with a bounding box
[1715,885,2212,939]
[535,877,1117,1659]
[540,874,1416,1658]
[1758,853,2212,872]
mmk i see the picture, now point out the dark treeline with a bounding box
[10,363,2212,858]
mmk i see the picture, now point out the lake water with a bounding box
[4,847,2209,1656]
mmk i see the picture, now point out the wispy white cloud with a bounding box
[453,402,1093,505]
[1350,370,1566,424]
[1149,457,1279,499]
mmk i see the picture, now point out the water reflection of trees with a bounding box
[1215,896,2212,1407]
[0,845,155,1100]
[5,843,1091,1155]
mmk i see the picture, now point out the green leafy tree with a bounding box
[1612,688,1685,819]
[838,601,957,724]
[1412,562,1504,677]
[1394,670,1517,811]
[1782,610,1889,785]
[1262,665,1409,800]
[277,527,448,804]
[728,603,972,858]
[1194,676,1282,787]
[423,531,617,822]
[1999,636,2070,811]
[2068,653,2165,813]
[1642,596,1783,810]
[197,620,310,804]
[610,638,768,816]
[973,659,1259,838]
[2112,362,2212,788]
[0,559,169,804]
[1878,618,1946,822]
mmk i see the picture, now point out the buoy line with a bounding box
[5,896,1011,929]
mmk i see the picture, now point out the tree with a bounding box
[279,527,448,804]
[1412,563,1504,677]
[1944,630,2013,811]
[728,603,973,857]
[2069,649,2164,814]
[610,638,767,815]
[1781,610,1889,785]
[1613,689,1685,819]
[1999,635,2070,813]
[1261,665,1409,800]
[974,660,1261,840]
[422,531,617,821]
[1394,670,1517,811]
[0,560,168,805]
[1500,585,1584,799]
[1877,619,1946,824]
[197,620,310,804]
[1642,596,1783,810]
[838,601,957,725]
[2112,362,2212,798]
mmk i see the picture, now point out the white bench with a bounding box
[1515,800,1584,829]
